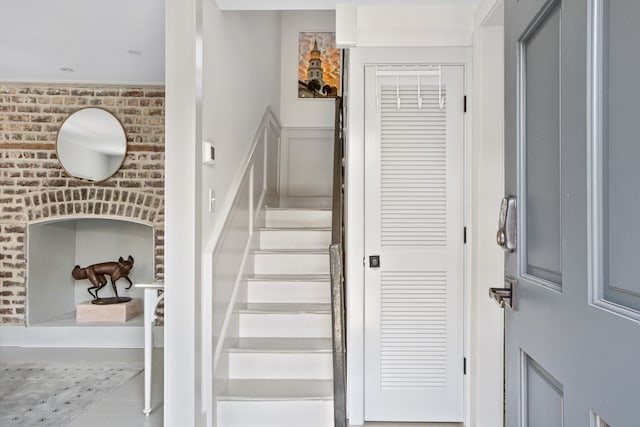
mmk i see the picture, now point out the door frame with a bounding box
[345,47,472,425]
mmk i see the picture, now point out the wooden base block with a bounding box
[76,298,143,323]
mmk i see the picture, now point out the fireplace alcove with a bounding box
[27,217,154,330]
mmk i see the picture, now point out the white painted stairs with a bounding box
[217,207,334,427]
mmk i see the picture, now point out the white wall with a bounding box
[166,1,282,422]
[27,221,76,325]
[202,6,282,243]
[279,10,335,128]
[200,4,282,425]
[336,4,474,48]
[74,220,154,301]
[278,11,335,205]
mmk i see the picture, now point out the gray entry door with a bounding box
[503,0,640,426]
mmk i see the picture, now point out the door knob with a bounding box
[489,276,516,309]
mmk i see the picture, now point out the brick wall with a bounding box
[0,84,165,325]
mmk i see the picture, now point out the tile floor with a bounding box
[0,347,163,427]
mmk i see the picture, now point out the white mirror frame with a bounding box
[56,107,128,183]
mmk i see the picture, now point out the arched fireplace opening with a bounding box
[27,217,154,326]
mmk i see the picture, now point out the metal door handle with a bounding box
[497,196,517,252]
[489,276,516,309]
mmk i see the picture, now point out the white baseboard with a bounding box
[0,325,152,348]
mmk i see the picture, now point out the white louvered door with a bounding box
[364,65,464,422]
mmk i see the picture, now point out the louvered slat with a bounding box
[380,271,448,390]
[380,84,447,247]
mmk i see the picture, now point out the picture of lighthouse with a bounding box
[298,32,341,98]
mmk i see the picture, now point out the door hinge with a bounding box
[463,95,467,113]
[464,226,467,244]
[463,357,467,375]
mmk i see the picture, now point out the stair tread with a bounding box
[258,226,331,231]
[219,379,334,401]
[240,303,330,314]
[248,274,330,282]
[230,337,332,353]
[253,248,329,254]
[265,207,332,212]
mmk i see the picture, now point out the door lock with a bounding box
[489,276,516,309]
[369,255,380,268]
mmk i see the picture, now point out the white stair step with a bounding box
[239,303,331,338]
[217,380,334,427]
[232,337,332,352]
[228,338,332,379]
[253,249,329,275]
[217,400,334,427]
[257,227,331,250]
[247,274,330,304]
[264,208,332,228]
[219,378,333,400]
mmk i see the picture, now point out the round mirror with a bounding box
[56,108,127,182]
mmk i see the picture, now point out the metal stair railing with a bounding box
[330,95,347,427]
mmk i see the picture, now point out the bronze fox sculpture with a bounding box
[72,255,134,300]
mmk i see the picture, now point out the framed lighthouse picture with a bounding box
[298,32,341,98]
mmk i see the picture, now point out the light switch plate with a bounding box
[203,141,215,165]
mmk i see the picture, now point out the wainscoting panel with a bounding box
[279,128,333,206]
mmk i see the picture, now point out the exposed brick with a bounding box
[144,90,164,98]
[122,90,144,97]
[16,105,40,113]
[0,83,165,325]
[71,89,95,96]
[46,88,69,96]
[31,115,53,123]
[95,90,119,97]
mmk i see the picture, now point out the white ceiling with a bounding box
[0,0,165,85]
[0,0,478,85]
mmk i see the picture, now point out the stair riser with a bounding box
[258,229,331,250]
[265,210,332,228]
[239,313,331,338]
[254,253,329,275]
[217,400,333,427]
[228,352,332,379]
[247,281,330,304]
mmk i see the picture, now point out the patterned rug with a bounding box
[0,361,142,426]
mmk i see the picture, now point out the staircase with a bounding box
[216,207,335,427]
